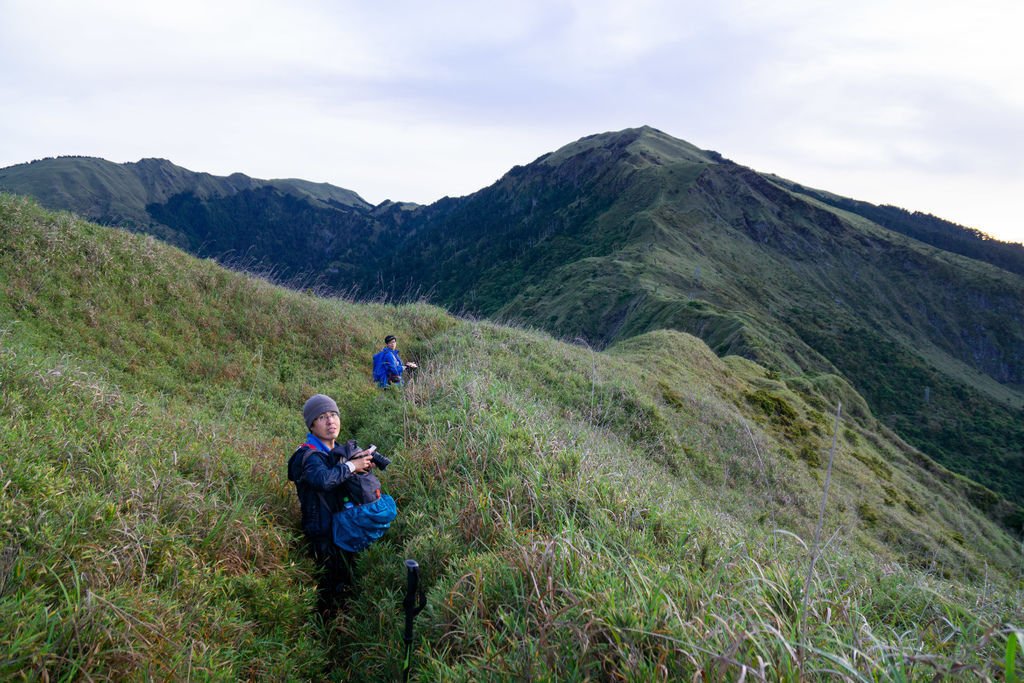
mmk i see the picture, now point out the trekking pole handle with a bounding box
[403,559,426,642]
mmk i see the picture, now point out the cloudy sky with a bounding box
[2,0,1022,243]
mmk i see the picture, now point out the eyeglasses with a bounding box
[314,411,340,424]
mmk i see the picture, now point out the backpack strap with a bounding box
[297,445,336,513]
[298,443,316,463]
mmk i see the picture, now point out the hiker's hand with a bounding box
[351,455,373,473]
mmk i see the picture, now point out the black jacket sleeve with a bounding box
[302,448,353,492]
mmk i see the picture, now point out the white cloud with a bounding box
[1,0,1022,243]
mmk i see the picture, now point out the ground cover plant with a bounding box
[6,129,1024,514]
[1,194,1022,680]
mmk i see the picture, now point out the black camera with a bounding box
[342,441,391,472]
[368,445,391,471]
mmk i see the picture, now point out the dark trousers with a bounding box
[311,538,357,619]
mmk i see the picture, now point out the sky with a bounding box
[2,0,1022,244]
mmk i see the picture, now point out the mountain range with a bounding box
[3,127,1022,519]
[3,132,1024,678]
[4,190,1022,679]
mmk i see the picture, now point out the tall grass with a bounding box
[355,326,1022,680]
[1,194,1021,680]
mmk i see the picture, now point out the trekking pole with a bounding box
[402,559,427,682]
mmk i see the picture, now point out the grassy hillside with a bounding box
[4,132,1022,516]
[0,156,371,241]
[768,175,1024,275]
[1,194,1022,680]
[369,128,1024,510]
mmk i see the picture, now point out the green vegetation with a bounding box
[771,175,1024,276]
[3,129,1022,515]
[0,156,370,247]
[4,194,1021,679]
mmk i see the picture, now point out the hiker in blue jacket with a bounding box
[286,394,375,619]
[372,334,416,387]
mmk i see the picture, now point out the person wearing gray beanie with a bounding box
[287,393,376,619]
[303,394,339,428]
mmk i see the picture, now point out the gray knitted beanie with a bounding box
[303,394,339,428]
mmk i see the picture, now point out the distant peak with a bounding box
[131,157,193,172]
[541,127,723,168]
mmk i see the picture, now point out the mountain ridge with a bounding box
[0,155,372,235]
[1,193,1021,679]
[2,128,1022,513]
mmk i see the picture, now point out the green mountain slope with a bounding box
[0,155,371,246]
[2,129,1022,515]
[372,128,1024,510]
[769,175,1024,275]
[1,195,1022,680]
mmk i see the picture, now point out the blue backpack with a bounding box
[333,494,398,552]
[372,348,403,387]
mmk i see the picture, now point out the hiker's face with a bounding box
[310,411,340,442]
[387,339,397,350]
